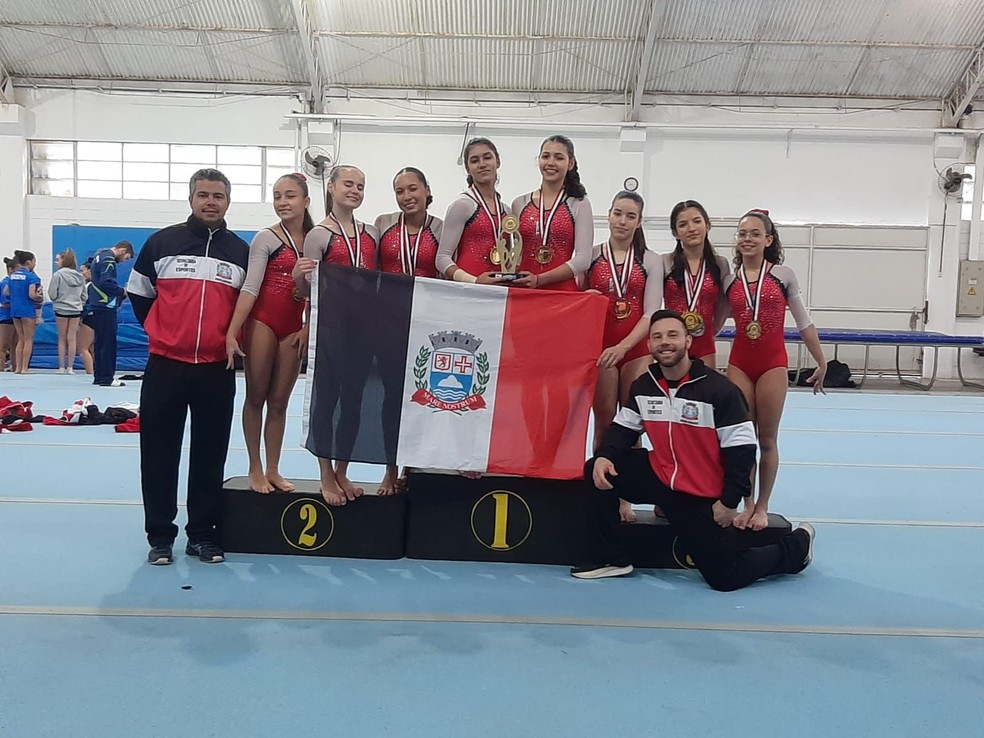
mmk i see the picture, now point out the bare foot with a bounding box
[249,468,274,494]
[457,470,482,480]
[335,470,364,501]
[320,479,348,506]
[748,508,769,531]
[378,466,401,496]
[653,505,666,519]
[266,471,295,493]
[618,499,637,523]
[733,506,754,530]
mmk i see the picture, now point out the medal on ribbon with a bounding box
[329,213,361,268]
[399,214,422,276]
[739,263,767,340]
[467,186,503,267]
[534,188,565,265]
[278,224,306,302]
[605,242,633,320]
[681,259,707,337]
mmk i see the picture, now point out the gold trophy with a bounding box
[493,215,523,281]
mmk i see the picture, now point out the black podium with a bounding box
[220,473,792,568]
[220,477,406,559]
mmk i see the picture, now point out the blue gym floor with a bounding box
[1,373,982,737]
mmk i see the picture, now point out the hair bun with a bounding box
[750,208,770,216]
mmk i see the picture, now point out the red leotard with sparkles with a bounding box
[663,266,721,358]
[727,269,788,382]
[378,221,440,278]
[517,199,578,291]
[455,203,505,277]
[323,228,377,270]
[250,244,305,340]
[586,253,649,368]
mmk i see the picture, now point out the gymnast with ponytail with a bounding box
[510,135,594,290]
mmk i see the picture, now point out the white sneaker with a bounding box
[795,522,816,572]
[67,368,75,375]
[56,368,66,375]
[97,379,126,388]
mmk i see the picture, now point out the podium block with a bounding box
[405,472,793,568]
[405,472,591,565]
[220,477,407,560]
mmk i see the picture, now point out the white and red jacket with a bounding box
[597,359,757,508]
[127,216,249,364]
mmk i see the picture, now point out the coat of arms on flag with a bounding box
[412,331,489,413]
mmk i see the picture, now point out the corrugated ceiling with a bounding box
[2,0,983,104]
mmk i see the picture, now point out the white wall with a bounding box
[4,88,984,379]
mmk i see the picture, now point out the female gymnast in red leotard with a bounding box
[374,167,444,494]
[585,191,663,521]
[661,200,730,368]
[225,173,314,494]
[295,165,380,506]
[509,135,593,291]
[435,137,514,285]
[724,209,827,531]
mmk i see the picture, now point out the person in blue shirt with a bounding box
[0,257,18,372]
[85,240,134,387]
[7,250,43,374]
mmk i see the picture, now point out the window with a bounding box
[30,141,297,204]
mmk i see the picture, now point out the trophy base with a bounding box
[491,273,521,282]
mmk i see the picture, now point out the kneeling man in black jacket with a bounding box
[573,309,815,591]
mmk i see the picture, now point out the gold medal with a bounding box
[614,298,631,320]
[746,320,762,340]
[501,215,520,235]
[682,311,704,335]
[535,247,553,265]
[292,287,305,302]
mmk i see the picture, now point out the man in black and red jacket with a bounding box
[572,309,815,591]
[127,168,249,566]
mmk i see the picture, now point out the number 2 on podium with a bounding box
[298,503,318,547]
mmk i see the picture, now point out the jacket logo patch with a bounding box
[216,262,233,281]
[681,402,699,424]
[640,397,665,420]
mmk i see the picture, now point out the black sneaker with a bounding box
[148,544,174,566]
[570,562,634,580]
[185,541,225,563]
[792,522,816,573]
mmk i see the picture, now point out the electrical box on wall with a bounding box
[956,260,984,317]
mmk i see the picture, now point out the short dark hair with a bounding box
[189,168,231,198]
[113,240,134,257]
[649,309,687,330]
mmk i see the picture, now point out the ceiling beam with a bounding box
[627,0,665,122]
[0,59,12,103]
[286,0,325,113]
[943,39,984,128]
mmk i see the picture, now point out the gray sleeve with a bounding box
[242,229,281,297]
[510,194,529,219]
[712,254,733,333]
[642,249,665,315]
[564,197,595,278]
[47,272,62,303]
[374,212,398,236]
[435,195,478,275]
[428,215,444,244]
[364,223,381,266]
[773,264,814,331]
[303,225,331,261]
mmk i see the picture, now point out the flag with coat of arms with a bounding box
[302,264,608,480]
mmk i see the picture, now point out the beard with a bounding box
[652,346,688,368]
